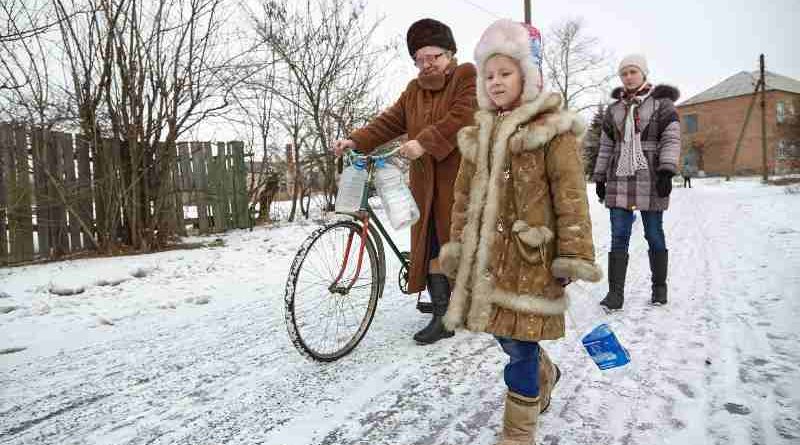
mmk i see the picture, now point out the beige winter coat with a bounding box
[439,92,602,341]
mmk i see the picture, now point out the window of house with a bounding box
[777,101,785,124]
[685,114,698,133]
[777,140,787,158]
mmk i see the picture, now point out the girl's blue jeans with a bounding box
[496,336,540,397]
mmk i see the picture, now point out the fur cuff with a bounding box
[551,257,603,282]
[457,125,479,163]
[439,242,462,279]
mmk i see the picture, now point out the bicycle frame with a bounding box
[330,154,408,294]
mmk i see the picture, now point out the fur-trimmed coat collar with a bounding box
[460,92,586,163]
[611,84,680,102]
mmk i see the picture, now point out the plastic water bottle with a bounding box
[374,164,420,230]
[581,323,631,370]
[335,163,367,213]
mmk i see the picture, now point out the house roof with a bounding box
[679,71,800,107]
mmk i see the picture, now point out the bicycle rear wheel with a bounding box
[285,220,382,361]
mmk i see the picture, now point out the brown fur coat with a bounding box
[349,62,477,292]
[440,92,602,341]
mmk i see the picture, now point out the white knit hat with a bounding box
[474,19,544,110]
[618,54,649,78]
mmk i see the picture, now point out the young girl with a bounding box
[438,19,602,444]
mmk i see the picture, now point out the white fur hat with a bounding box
[618,53,649,77]
[474,19,544,110]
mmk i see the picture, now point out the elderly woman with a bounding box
[333,18,478,344]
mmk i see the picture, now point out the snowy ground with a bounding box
[1,177,799,445]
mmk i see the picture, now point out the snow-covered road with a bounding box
[1,178,798,445]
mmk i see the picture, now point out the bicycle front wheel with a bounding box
[285,220,382,361]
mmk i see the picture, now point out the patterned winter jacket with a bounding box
[592,85,681,211]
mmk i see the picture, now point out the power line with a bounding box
[457,0,502,19]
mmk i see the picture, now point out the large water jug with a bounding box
[335,163,367,213]
[374,164,420,230]
[581,323,630,370]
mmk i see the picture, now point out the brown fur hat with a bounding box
[406,18,457,58]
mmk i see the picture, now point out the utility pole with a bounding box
[727,79,761,181]
[760,54,768,182]
[524,0,531,24]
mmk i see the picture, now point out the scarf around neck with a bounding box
[615,82,652,177]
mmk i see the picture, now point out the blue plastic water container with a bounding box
[581,323,631,370]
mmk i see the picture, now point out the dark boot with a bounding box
[413,274,455,344]
[600,252,628,311]
[649,250,668,305]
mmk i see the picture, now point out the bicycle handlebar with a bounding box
[345,145,401,162]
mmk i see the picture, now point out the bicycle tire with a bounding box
[284,220,382,362]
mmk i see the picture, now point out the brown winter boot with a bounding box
[496,391,540,445]
[538,348,561,414]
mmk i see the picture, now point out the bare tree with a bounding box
[273,80,311,222]
[52,0,247,251]
[253,0,395,213]
[227,6,283,219]
[0,0,73,126]
[543,17,615,112]
[0,0,64,45]
[1,1,104,257]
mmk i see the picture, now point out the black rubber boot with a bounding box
[649,250,668,305]
[413,274,455,344]
[600,252,628,311]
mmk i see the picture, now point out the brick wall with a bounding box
[677,91,800,176]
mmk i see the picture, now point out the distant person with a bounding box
[592,54,681,310]
[682,155,695,188]
[332,18,477,344]
[439,19,601,444]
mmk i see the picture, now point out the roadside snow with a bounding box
[1,178,798,445]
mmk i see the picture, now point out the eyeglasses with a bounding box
[414,52,446,68]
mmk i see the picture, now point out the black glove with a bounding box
[595,181,606,202]
[656,171,674,198]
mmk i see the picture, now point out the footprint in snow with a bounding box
[724,403,751,415]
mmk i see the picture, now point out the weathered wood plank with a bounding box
[76,135,93,250]
[60,132,81,251]
[93,138,109,247]
[45,131,67,256]
[170,142,186,237]
[31,129,50,256]
[230,141,248,228]
[11,126,34,262]
[0,125,10,263]
[191,142,209,234]
[214,142,231,231]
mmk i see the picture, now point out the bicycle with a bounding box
[284,147,430,362]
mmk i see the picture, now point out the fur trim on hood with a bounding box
[474,19,543,110]
[611,84,680,102]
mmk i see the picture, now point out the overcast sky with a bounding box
[362,0,799,106]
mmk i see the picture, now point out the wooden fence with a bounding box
[0,124,249,265]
